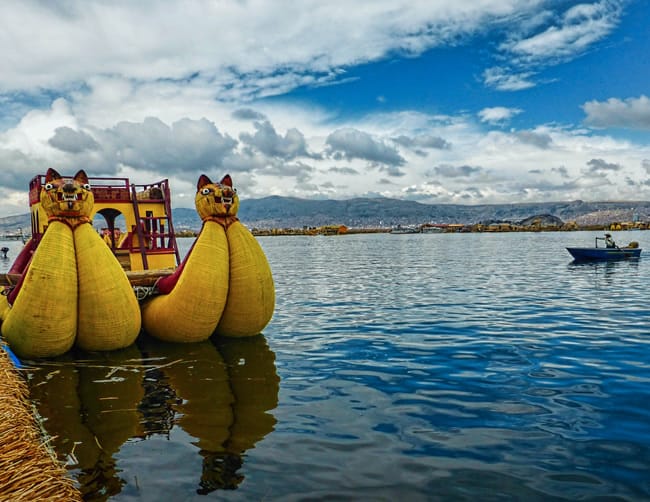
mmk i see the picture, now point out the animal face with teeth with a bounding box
[40,168,94,219]
[195,174,239,222]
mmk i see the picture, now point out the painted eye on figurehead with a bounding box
[201,188,211,195]
[44,183,54,190]
[83,183,91,190]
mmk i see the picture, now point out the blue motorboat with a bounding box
[567,236,642,261]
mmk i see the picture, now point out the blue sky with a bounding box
[0,0,649,216]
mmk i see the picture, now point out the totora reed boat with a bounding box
[0,170,275,360]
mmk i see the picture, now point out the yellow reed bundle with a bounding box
[216,221,275,337]
[142,221,230,342]
[74,224,141,351]
[0,349,82,501]
[0,294,9,322]
[2,221,77,359]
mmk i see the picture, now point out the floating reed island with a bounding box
[0,347,81,501]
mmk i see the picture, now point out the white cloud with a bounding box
[582,95,650,130]
[1,103,649,213]
[478,107,523,124]
[485,0,623,90]
[482,67,536,91]
[0,0,534,96]
[325,128,405,167]
[507,0,621,62]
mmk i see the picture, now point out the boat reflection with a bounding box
[25,334,279,499]
[27,344,145,500]
[568,257,640,273]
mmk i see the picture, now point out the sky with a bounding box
[1,0,649,216]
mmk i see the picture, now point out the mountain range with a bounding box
[1,196,649,233]
[203,196,650,230]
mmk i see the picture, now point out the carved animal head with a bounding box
[40,168,94,219]
[195,174,239,222]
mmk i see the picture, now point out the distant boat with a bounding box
[567,237,642,261]
[390,225,419,234]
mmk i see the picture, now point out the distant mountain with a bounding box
[0,213,30,233]
[233,196,650,230]
[2,197,649,233]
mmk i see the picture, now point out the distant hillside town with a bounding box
[1,196,650,237]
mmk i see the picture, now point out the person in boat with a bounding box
[604,233,616,248]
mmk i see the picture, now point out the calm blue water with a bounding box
[3,230,650,501]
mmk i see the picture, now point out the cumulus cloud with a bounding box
[381,165,406,177]
[0,148,44,190]
[515,130,552,148]
[478,106,523,124]
[551,166,570,178]
[325,128,405,167]
[433,164,483,178]
[643,159,650,173]
[239,120,315,160]
[232,108,267,121]
[582,95,650,130]
[260,160,315,181]
[392,134,450,150]
[49,126,100,153]
[102,117,238,174]
[328,166,359,175]
[586,158,621,173]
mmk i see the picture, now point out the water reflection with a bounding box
[27,345,145,500]
[25,334,279,499]
[568,258,640,272]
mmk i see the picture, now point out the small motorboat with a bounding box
[567,236,642,261]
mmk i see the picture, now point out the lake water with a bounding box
[2,230,650,501]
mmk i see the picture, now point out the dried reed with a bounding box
[0,347,82,501]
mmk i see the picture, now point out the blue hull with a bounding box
[567,247,642,261]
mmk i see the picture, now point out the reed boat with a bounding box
[1,173,181,289]
[0,170,275,360]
